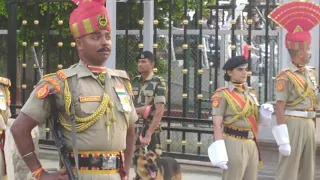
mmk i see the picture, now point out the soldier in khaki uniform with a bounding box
[0,78,11,179]
[207,56,274,180]
[10,0,138,179]
[268,1,320,180]
[131,51,166,180]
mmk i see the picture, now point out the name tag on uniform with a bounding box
[114,85,131,112]
[0,90,6,111]
[79,96,101,102]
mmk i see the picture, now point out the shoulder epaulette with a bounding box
[0,77,11,87]
[43,76,61,93]
[215,87,227,92]
[68,63,78,69]
[306,66,315,69]
[56,69,77,81]
[279,69,289,75]
[276,69,289,78]
[133,75,141,80]
[248,87,256,93]
[158,76,165,82]
[42,73,56,78]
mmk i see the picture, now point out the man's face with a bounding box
[137,59,154,73]
[76,30,112,66]
[299,47,311,64]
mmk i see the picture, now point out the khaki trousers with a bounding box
[222,135,259,180]
[275,118,316,180]
[0,149,5,179]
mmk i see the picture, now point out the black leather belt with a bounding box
[224,126,254,139]
[62,152,122,170]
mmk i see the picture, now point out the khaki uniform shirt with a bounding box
[212,83,259,129]
[132,72,167,109]
[21,61,138,151]
[275,63,319,110]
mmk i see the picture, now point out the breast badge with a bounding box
[114,84,131,112]
[36,84,49,99]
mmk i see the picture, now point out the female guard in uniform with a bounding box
[207,55,274,180]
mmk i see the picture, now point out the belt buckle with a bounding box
[247,131,254,139]
[308,111,315,118]
[102,155,117,170]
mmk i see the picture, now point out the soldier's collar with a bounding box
[76,60,97,78]
[228,82,247,92]
[81,60,107,73]
[87,65,107,73]
[289,63,305,72]
[140,72,154,81]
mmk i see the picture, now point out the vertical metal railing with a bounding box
[214,0,219,91]
[231,0,236,57]
[21,8,27,105]
[265,0,270,102]
[138,0,143,52]
[209,9,213,95]
[46,2,51,73]
[247,0,253,85]
[153,0,158,68]
[196,0,203,119]
[166,0,173,152]
[181,0,189,153]
[57,2,63,71]
[124,1,129,70]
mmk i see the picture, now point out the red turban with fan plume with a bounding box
[268,1,320,50]
[69,0,111,39]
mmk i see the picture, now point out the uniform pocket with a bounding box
[143,90,154,105]
[80,101,100,115]
[76,100,105,130]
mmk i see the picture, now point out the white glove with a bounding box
[279,144,291,156]
[272,124,291,156]
[259,103,274,127]
[208,140,228,169]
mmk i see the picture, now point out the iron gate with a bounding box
[5,0,279,161]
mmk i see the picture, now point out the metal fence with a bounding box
[4,0,280,161]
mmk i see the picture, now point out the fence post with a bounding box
[106,0,116,68]
[7,2,17,116]
[143,0,154,52]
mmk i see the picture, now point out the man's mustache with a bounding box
[97,47,110,52]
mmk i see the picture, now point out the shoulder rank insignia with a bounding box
[36,84,50,99]
[276,81,285,91]
[276,77,288,81]
[43,77,61,93]
[215,88,224,92]
[211,94,222,108]
[56,70,67,81]
[248,87,256,93]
